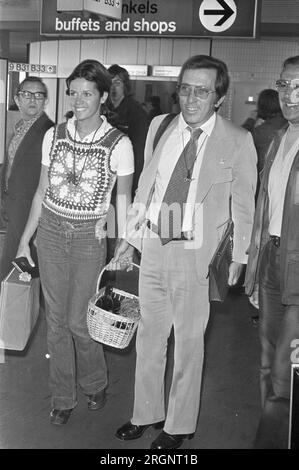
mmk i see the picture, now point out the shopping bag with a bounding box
[208,220,234,302]
[0,268,40,350]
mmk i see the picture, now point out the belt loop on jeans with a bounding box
[269,235,280,247]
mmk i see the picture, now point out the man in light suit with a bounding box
[109,55,257,449]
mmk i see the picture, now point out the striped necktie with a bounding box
[157,126,202,244]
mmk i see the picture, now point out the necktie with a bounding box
[157,126,202,245]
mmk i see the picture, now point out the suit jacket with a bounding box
[125,113,257,280]
[245,124,299,305]
[1,112,54,222]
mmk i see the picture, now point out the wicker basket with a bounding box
[87,263,140,349]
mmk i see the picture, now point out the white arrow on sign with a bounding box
[199,0,237,33]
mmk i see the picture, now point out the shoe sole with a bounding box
[50,415,71,426]
[49,410,72,425]
[87,397,107,411]
[115,421,165,441]
[114,424,151,441]
[115,429,147,441]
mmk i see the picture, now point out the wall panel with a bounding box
[172,39,191,65]
[144,39,162,66]
[39,41,59,77]
[106,38,139,65]
[136,38,147,65]
[159,39,174,65]
[57,40,81,78]
[190,39,210,57]
[80,39,107,63]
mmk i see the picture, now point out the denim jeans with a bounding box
[255,240,299,448]
[36,207,107,410]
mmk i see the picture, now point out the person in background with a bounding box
[242,89,287,174]
[243,90,287,327]
[109,55,257,449]
[105,64,149,197]
[148,95,163,121]
[104,64,149,264]
[170,91,180,114]
[16,60,134,426]
[0,77,54,281]
[245,55,299,449]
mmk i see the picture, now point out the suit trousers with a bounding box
[132,228,210,434]
[255,240,299,448]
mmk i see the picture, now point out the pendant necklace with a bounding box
[66,123,101,186]
[182,130,206,183]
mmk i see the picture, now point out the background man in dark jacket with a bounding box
[242,89,287,174]
[104,65,149,263]
[105,64,149,198]
[0,76,54,281]
[245,55,299,449]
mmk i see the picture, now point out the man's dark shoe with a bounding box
[115,420,163,441]
[50,408,73,426]
[87,390,106,410]
[150,431,189,449]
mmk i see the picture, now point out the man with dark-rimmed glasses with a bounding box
[0,77,54,280]
[245,55,299,448]
[109,55,257,449]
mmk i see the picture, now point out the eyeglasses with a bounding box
[17,90,46,100]
[178,84,216,100]
[275,78,299,93]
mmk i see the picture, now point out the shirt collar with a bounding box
[67,115,111,142]
[15,112,42,134]
[178,112,216,137]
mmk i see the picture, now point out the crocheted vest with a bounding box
[43,122,124,221]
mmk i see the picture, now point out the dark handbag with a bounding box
[208,219,233,302]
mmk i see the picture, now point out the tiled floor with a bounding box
[0,287,261,450]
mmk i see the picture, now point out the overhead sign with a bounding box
[152,66,181,78]
[57,0,123,20]
[8,62,57,74]
[199,0,236,32]
[41,0,260,38]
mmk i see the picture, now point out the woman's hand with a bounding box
[107,239,135,271]
[16,240,35,267]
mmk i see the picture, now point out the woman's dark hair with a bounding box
[177,55,230,103]
[66,59,111,96]
[108,64,132,96]
[16,76,48,98]
[257,89,282,120]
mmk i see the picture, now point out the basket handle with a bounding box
[96,263,140,293]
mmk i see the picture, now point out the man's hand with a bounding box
[249,284,259,309]
[107,239,135,271]
[228,261,244,286]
